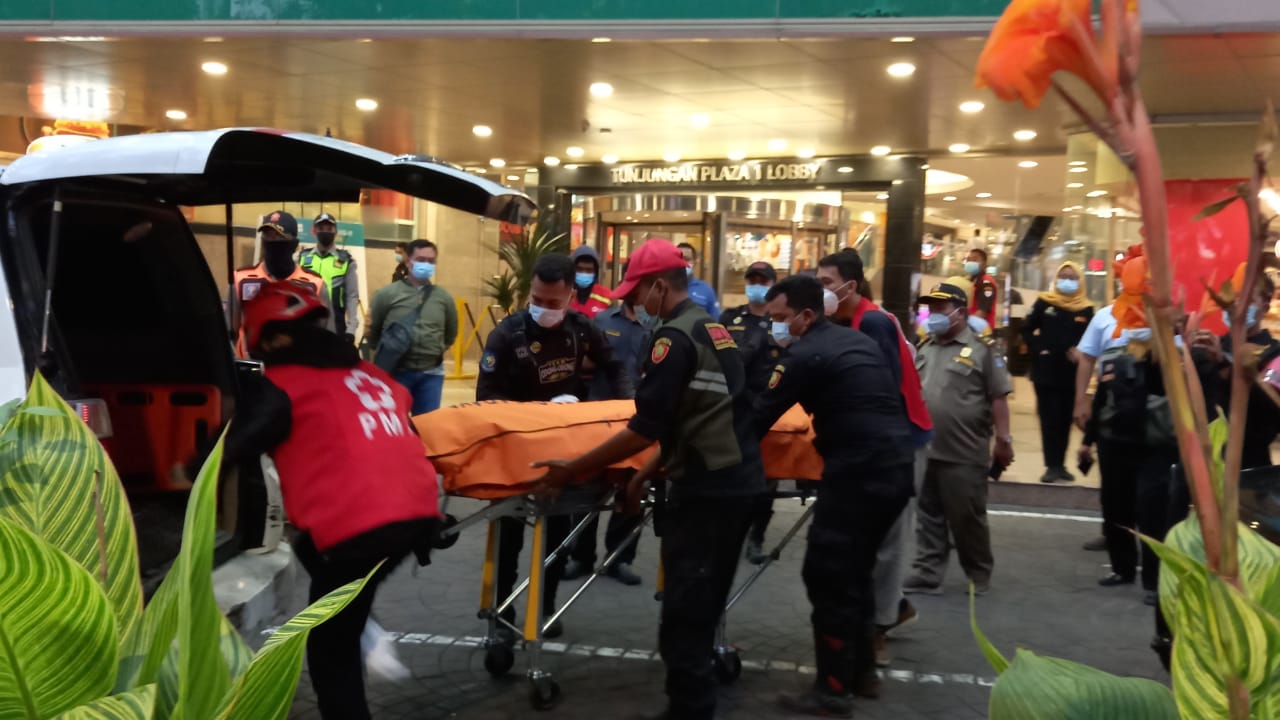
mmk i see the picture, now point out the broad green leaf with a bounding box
[53,685,155,719]
[1207,414,1229,500]
[115,563,179,693]
[0,517,118,720]
[170,439,230,720]
[1159,516,1280,615]
[219,617,252,682]
[1145,528,1280,717]
[0,398,22,427]
[215,567,379,720]
[0,374,143,660]
[969,584,1009,674]
[988,649,1178,720]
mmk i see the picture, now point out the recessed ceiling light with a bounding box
[1013,129,1038,141]
[1069,166,1089,173]
[1069,160,1088,166]
[591,37,612,43]
[689,112,711,128]
[506,175,520,180]
[566,146,585,158]
[943,195,957,202]
[887,62,916,78]
[663,150,682,163]
[948,143,970,153]
[767,138,788,152]
[1018,160,1039,168]
[796,147,816,159]
[544,156,561,166]
[489,158,506,168]
[1086,189,1108,197]
[589,82,614,97]
[472,125,493,137]
[870,145,891,156]
[959,100,985,113]
[355,98,378,111]
[976,192,992,198]
[467,167,486,173]
[891,36,915,43]
[728,149,747,161]
[602,154,619,164]
[201,61,227,75]
[565,164,580,169]
[357,38,373,43]
[165,109,187,120]
[837,166,854,173]
[1063,206,1074,212]
[875,193,890,200]
[203,37,223,43]
[1067,182,1084,188]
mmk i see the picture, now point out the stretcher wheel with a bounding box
[713,649,742,684]
[484,644,515,677]
[529,677,562,711]
[434,514,460,549]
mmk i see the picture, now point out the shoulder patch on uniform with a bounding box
[706,323,737,351]
[960,346,973,358]
[481,351,497,372]
[240,281,264,301]
[651,337,672,364]
[734,316,743,325]
[768,364,784,389]
[994,355,1006,368]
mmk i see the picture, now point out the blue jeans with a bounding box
[394,371,445,415]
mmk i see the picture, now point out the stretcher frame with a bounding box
[437,482,651,711]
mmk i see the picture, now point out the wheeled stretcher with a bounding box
[413,400,823,710]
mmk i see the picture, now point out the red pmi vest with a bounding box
[266,360,441,551]
[849,296,933,433]
[570,284,613,318]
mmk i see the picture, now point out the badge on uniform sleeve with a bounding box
[768,364,784,389]
[651,337,672,364]
[481,352,497,372]
[734,316,743,325]
[706,323,737,351]
[241,282,262,301]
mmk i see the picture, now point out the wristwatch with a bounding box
[996,435,1014,445]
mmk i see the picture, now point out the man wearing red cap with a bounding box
[533,238,766,720]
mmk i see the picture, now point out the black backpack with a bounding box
[1097,346,1174,445]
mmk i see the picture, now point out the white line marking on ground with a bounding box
[267,626,1000,690]
[990,509,1100,523]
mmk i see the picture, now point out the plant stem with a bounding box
[1227,676,1250,720]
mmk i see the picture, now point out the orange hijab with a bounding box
[1111,255,1149,338]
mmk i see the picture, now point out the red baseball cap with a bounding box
[612,239,689,300]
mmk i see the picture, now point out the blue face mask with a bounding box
[1056,278,1080,295]
[634,305,656,327]
[925,311,954,336]
[411,261,435,282]
[964,261,981,277]
[1223,306,1261,329]
[770,321,795,346]
[685,266,693,277]
[745,284,769,305]
[574,272,595,289]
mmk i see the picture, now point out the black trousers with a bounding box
[805,467,912,695]
[1136,445,1179,590]
[571,511,640,566]
[1034,382,1075,469]
[1097,439,1178,588]
[292,518,436,720]
[747,481,779,543]
[659,494,753,720]
[496,515,570,622]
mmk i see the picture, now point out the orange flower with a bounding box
[975,0,1112,109]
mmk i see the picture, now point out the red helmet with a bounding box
[243,281,328,352]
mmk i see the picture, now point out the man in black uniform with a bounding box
[533,238,766,720]
[477,253,633,639]
[753,275,915,718]
[719,261,783,563]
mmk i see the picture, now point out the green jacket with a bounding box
[368,279,458,372]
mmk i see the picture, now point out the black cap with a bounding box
[919,276,970,306]
[313,212,337,226]
[744,261,777,282]
[258,210,298,240]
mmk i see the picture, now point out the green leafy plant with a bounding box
[482,271,518,313]
[487,230,567,310]
[0,373,374,719]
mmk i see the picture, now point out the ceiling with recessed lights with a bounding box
[1,33,1277,221]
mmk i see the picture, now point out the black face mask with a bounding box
[315,231,337,247]
[263,242,297,279]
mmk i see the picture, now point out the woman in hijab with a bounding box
[1022,261,1095,482]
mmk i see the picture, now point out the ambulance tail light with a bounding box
[72,398,113,439]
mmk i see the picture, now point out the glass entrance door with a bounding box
[595,221,706,287]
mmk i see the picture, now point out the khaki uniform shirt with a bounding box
[916,327,1013,468]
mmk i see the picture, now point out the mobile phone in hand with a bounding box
[1078,452,1095,476]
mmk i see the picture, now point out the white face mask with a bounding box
[822,281,852,316]
[529,304,566,328]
